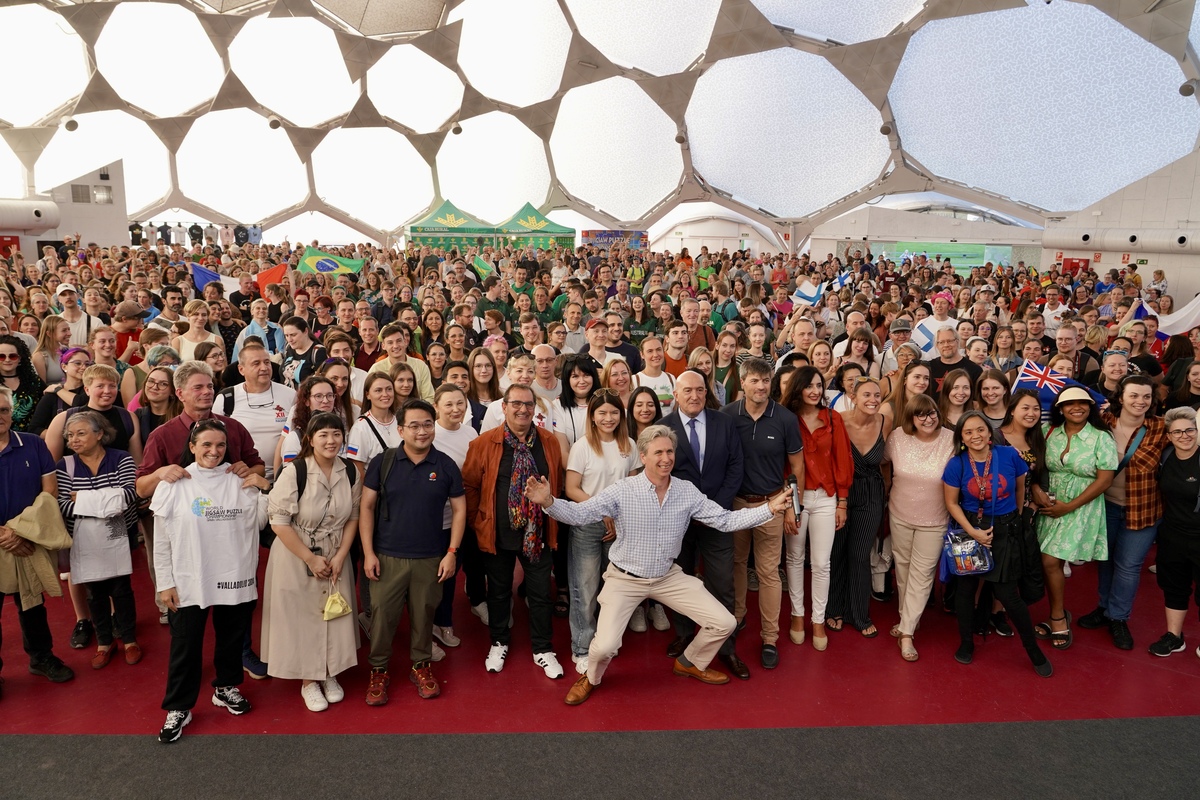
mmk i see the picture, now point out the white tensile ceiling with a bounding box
[0,0,1197,249]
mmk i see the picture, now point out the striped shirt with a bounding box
[56,448,140,535]
[542,472,774,579]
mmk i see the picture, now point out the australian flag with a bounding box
[1013,359,1107,420]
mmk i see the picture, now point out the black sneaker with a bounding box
[158,710,191,744]
[242,649,269,680]
[1108,619,1134,651]
[69,619,93,650]
[28,655,74,683]
[1033,658,1054,678]
[954,643,973,665]
[761,644,779,670]
[211,686,251,715]
[1148,632,1185,657]
[1078,606,1109,630]
[990,611,1014,638]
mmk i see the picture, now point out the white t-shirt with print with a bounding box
[228,382,295,481]
[346,413,401,465]
[633,370,675,410]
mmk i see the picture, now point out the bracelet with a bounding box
[447,546,458,555]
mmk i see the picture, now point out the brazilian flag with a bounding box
[297,246,364,275]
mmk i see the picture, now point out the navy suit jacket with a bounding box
[661,408,744,510]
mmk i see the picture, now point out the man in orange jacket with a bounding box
[462,384,565,680]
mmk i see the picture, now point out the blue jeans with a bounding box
[1098,501,1158,621]
[568,522,610,658]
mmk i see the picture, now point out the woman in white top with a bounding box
[556,355,600,447]
[632,335,675,411]
[276,376,342,476]
[152,418,270,743]
[347,372,400,473]
[565,391,639,675]
[264,412,362,712]
[171,300,223,362]
[431,383,479,646]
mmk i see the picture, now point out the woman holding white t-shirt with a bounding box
[432,383,479,647]
[152,418,270,744]
[565,391,639,675]
[346,372,400,474]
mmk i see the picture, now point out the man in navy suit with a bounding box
[660,371,749,679]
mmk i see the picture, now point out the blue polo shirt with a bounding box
[0,432,56,523]
[365,445,463,559]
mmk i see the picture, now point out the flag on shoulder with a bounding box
[1013,359,1107,418]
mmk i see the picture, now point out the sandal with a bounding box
[890,623,902,638]
[899,635,918,662]
[1034,612,1073,650]
[554,592,569,619]
[860,623,879,639]
[826,617,844,632]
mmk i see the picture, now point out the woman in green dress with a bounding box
[1036,386,1117,650]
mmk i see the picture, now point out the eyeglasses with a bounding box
[403,421,436,432]
[504,400,536,410]
[0,353,21,362]
[1168,427,1197,438]
[309,392,336,402]
[67,359,93,368]
[913,410,939,420]
[146,379,172,390]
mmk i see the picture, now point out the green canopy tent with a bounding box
[407,199,496,250]
[495,203,576,250]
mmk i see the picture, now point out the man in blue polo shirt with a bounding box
[0,386,75,686]
[359,399,464,706]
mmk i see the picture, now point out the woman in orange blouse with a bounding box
[781,366,855,652]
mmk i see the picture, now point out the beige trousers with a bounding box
[732,496,785,645]
[890,514,945,636]
[587,563,735,684]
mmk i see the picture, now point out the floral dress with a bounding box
[1037,424,1118,561]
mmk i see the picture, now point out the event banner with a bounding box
[582,230,647,250]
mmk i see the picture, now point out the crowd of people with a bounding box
[0,233,1198,740]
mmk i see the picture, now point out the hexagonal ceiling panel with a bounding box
[264,211,376,246]
[436,111,551,223]
[177,108,308,222]
[749,0,924,44]
[95,3,225,118]
[315,0,447,36]
[687,47,890,218]
[0,5,89,126]
[891,1,1200,211]
[551,77,682,221]
[448,0,572,107]
[34,110,170,214]
[563,0,722,76]
[367,44,464,134]
[312,127,434,230]
[228,16,360,127]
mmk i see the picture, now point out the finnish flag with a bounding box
[792,280,825,307]
[911,319,937,354]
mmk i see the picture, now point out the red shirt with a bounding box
[116,328,142,365]
[798,408,854,500]
[136,410,264,479]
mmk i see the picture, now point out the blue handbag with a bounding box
[939,453,997,579]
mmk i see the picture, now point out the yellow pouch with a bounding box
[323,578,351,621]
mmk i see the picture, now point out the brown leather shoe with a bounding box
[672,658,730,685]
[91,646,114,670]
[564,674,595,705]
[123,643,143,666]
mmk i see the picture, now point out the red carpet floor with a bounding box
[3,550,1199,736]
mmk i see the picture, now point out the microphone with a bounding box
[786,475,803,517]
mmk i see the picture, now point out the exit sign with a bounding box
[1137,259,1149,265]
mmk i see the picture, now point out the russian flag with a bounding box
[346,444,359,456]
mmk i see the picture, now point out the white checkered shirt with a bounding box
[543,472,774,579]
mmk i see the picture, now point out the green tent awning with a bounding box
[407,199,496,247]
[494,203,575,249]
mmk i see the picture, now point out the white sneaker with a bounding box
[572,654,589,675]
[534,651,564,679]
[471,602,489,626]
[321,676,344,704]
[1063,562,1073,577]
[431,641,446,662]
[649,604,670,631]
[628,606,648,633]
[433,625,461,647]
[301,682,328,712]
[485,643,509,673]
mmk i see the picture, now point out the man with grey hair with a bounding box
[525,425,790,705]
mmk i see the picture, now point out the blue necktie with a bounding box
[688,418,702,470]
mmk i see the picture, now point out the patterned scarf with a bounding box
[504,424,544,562]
